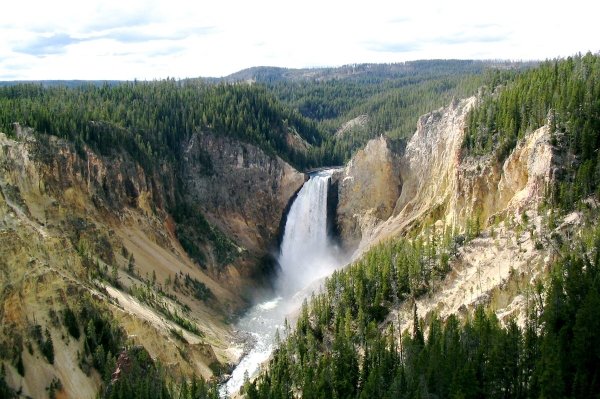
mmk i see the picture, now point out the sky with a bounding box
[0,0,598,80]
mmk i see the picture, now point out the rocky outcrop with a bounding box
[0,128,305,304]
[393,97,476,225]
[0,127,306,295]
[182,131,305,262]
[335,114,369,138]
[334,136,402,250]
[496,125,555,210]
[331,95,560,340]
[2,128,168,218]
[336,97,556,255]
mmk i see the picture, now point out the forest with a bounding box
[464,53,600,208]
[240,53,600,399]
[243,220,600,399]
[243,60,519,161]
[0,60,523,172]
[0,80,326,171]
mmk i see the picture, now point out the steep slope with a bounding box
[332,94,560,331]
[339,96,555,254]
[234,56,600,399]
[181,131,304,286]
[334,136,402,251]
[0,127,303,398]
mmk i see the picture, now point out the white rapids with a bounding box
[221,169,345,397]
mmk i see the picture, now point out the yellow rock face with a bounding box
[337,97,555,256]
[0,130,302,397]
[335,135,402,251]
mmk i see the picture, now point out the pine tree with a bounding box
[128,254,136,275]
[43,328,54,364]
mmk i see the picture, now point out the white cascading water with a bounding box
[221,169,344,397]
[276,170,339,293]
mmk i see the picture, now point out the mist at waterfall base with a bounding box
[277,170,344,294]
[221,170,347,397]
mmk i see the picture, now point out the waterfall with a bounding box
[277,170,338,294]
[221,169,344,397]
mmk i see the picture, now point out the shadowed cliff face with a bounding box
[0,128,305,292]
[182,132,305,265]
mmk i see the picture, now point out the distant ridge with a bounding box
[0,79,123,87]
[0,59,537,86]
[220,60,536,83]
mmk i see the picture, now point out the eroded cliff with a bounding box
[339,96,556,253]
[334,136,402,251]
[0,127,304,398]
[181,131,305,283]
[334,96,559,328]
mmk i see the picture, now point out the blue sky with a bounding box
[1,0,598,80]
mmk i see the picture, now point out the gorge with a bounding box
[222,169,346,396]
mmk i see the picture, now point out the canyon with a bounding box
[0,94,565,398]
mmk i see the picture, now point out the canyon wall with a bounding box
[0,127,304,398]
[336,97,556,255]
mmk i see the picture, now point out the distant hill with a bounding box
[221,60,535,83]
[227,60,536,163]
[0,79,123,88]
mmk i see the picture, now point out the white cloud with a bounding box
[0,0,598,80]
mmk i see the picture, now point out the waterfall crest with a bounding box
[277,170,338,294]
